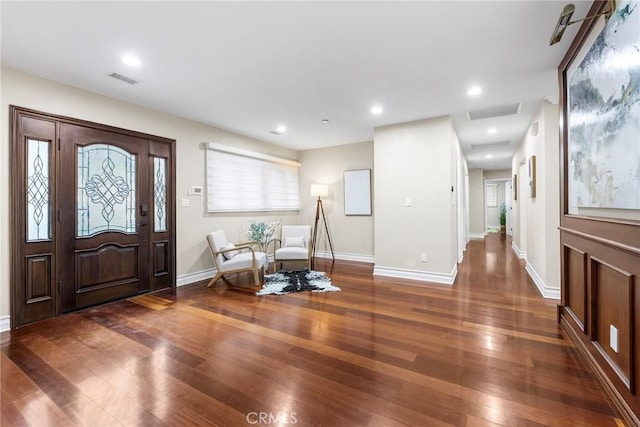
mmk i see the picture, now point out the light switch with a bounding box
[181,198,190,207]
[405,197,412,207]
[610,325,618,353]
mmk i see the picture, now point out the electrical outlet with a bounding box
[610,325,618,353]
[181,198,190,207]
[420,253,427,262]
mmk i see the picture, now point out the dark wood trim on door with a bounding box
[10,110,59,327]
[10,105,176,328]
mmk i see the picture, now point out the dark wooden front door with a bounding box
[57,123,150,312]
[11,107,176,327]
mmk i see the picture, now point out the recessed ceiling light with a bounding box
[485,154,493,159]
[121,55,141,67]
[371,105,383,115]
[467,86,482,96]
[276,125,287,134]
[322,119,329,124]
[488,128,497,134]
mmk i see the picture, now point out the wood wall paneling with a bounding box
[559,232,640,424]
[557,2,640,423]
[564,245,587,332]
[592,257,635,392]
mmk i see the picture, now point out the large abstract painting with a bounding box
[568,0,639,214]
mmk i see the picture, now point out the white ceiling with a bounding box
[1,1,591,170]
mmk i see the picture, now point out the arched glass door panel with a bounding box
[77,144,136,236]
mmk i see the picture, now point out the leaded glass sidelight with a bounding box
[77,144,136,236]
[153,157,167,232]
[27,139,51,241]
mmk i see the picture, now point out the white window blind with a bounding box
[206,143,301,212]
[486,184,498,207]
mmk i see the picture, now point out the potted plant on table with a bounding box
[499,203,507,239]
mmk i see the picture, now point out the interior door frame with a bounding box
[10,105,176,329]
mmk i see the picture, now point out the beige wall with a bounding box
[468,169,485,237]
[0,66,300,318]
[543,102,561,292]
[484,169,512,180]
[298,142,374,259]
[373,116,457,277]
[511,101,560,297]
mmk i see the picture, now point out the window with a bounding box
[206,143,300,212]
[77,144,136,236]
[27,138,51,241]
[486,184,498,207]
[153,157,167,232]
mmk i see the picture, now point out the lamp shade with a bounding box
[310,184,329,198]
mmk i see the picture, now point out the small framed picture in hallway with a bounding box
[528,156,536,198]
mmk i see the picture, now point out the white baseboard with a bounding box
[176,268,216,287]
[469,233,485,240]
[176,251,373,287]
[511,241,527,259]
[373,264,457,285]
[525,261,560,300]
[314,250,374,264]
[0,315,10,333]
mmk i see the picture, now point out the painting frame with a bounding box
[344,169,372,216]
[528,156,536,198]
[560,0,640,221]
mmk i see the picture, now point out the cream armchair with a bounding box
[206,230,268,288]
[272,225,312,272]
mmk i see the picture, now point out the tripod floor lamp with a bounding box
[310,184,334,267]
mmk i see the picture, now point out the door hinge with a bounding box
[58,281,61,292]
[57,210,61,222]
[58,138,61,150]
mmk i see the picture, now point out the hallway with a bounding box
[1,234,621,426]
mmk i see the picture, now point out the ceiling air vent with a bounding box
[467,103,521,121]
[108,72,139,85]
[471,141,510,150]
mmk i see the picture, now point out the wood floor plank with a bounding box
[1,235,625,426]
[1,388,30,427]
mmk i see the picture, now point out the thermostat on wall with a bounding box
[189,186,203,196]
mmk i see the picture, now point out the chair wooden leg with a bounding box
[207,272,223,287]
[253,268,260,287]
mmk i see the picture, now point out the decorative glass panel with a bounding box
[27,139,51,241]
[77,144,136,236]
[153,157,167,232]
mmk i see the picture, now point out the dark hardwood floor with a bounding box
[1,234,623,426]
